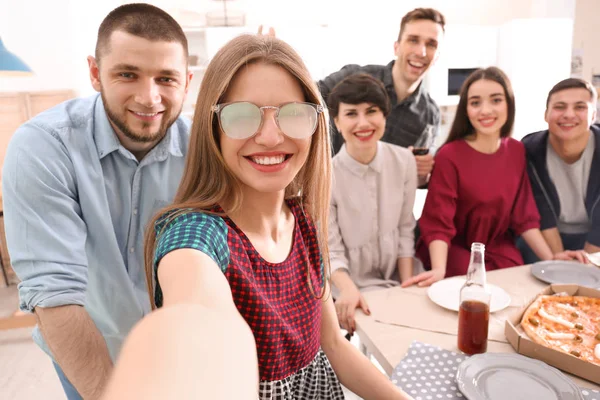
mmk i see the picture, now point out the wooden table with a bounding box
[354,265,600,391]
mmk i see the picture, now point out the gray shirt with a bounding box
[2,94,190,360]
[546,133,595,234]
[328,142,417,291]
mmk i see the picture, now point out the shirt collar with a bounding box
[338,142,383,177]
[93,96,185,160]
[93,97,120,160]
[386,60,425,106]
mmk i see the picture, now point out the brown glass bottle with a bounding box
[457,242,491,355]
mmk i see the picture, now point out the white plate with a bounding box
[427,277,511,313]
[531,260,600,288]
[586,251,600,267]
[456,353,583,400]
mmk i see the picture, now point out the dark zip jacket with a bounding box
[521,124,600,246]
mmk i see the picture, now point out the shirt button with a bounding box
[129,247,134,253]
[133,209,138,215]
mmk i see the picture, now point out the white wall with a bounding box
[497,18,573,139]
[0,0,76,92]
[0,0,121,95]
[0,0,584,98]
[425,25,499,107]
[572,0,600,83]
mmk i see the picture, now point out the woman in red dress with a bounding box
[406,67,584,286]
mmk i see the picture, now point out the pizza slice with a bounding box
[521,295,600,366]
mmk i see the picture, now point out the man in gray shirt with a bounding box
[318,7,445,186]
[521,78,600,263]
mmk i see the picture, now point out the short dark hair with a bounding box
[398,8,446,41]
[445,67,516,145]
[546,78,598,108]
[327,74,391,118]
[95,3,188,62]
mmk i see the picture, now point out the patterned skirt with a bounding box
[258,350,346,400]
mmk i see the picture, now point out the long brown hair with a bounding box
[144,34,332,309]
[444,66,515,145]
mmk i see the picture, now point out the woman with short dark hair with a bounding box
[327,74,418,333]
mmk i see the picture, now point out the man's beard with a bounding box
[101,92,181,144]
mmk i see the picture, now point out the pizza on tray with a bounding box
[521,294,600,366]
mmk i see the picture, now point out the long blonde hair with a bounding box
[144,34,332,309]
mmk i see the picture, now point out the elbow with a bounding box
[423,233,452,248]
[12,260,88,313]
[18,278,87,313]
[321,328,345,357]
[514,220,541,237]
[22,289,86,313]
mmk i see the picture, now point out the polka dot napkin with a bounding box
[391,341,600,400]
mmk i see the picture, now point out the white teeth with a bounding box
[409,61,424,68]
[560,123,576,127]
[133,111,159,117]
[355,131,373,137]
[251,155,286,165]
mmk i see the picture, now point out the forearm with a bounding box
[521,228,553,261]
[541,228,564,253]
[428,240,448,275]
[417,174,429,188]
[324,337,412,400]
[36,305,112,399]
[331,269,359,293]
[584,242,600,254]
[102,304,258,400]
[397,257,413,283]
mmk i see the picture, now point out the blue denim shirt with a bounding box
[2,94,190,360]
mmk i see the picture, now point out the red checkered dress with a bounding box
[154,199,345,399]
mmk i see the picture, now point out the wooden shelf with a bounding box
[0,311,36,331]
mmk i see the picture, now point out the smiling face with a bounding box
[88,30,191,156]
[466,79,508,139]
[219,62,312,194]
[394,19,443,85]
[334,102,385,156]
[545,88,596,144]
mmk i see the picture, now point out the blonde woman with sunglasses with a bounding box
[143,35,412,400]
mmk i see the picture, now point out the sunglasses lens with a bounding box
[220,102,261,139]
[278,103,318,139]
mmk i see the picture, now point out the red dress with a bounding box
[416,138,540,277]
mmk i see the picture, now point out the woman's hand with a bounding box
[335,286,370,335]
[257,25,276,37]
[553,250,588,264]
[401,268,445,288]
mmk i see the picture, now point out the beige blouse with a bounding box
[328,142,417,291]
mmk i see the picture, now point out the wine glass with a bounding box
[412,125,436,155]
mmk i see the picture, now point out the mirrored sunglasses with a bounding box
[212,101,323,140]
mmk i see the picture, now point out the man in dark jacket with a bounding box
[520,78,599,263]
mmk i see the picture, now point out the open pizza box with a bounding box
[505,284,600,384]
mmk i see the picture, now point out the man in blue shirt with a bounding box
[2,4,192,399]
